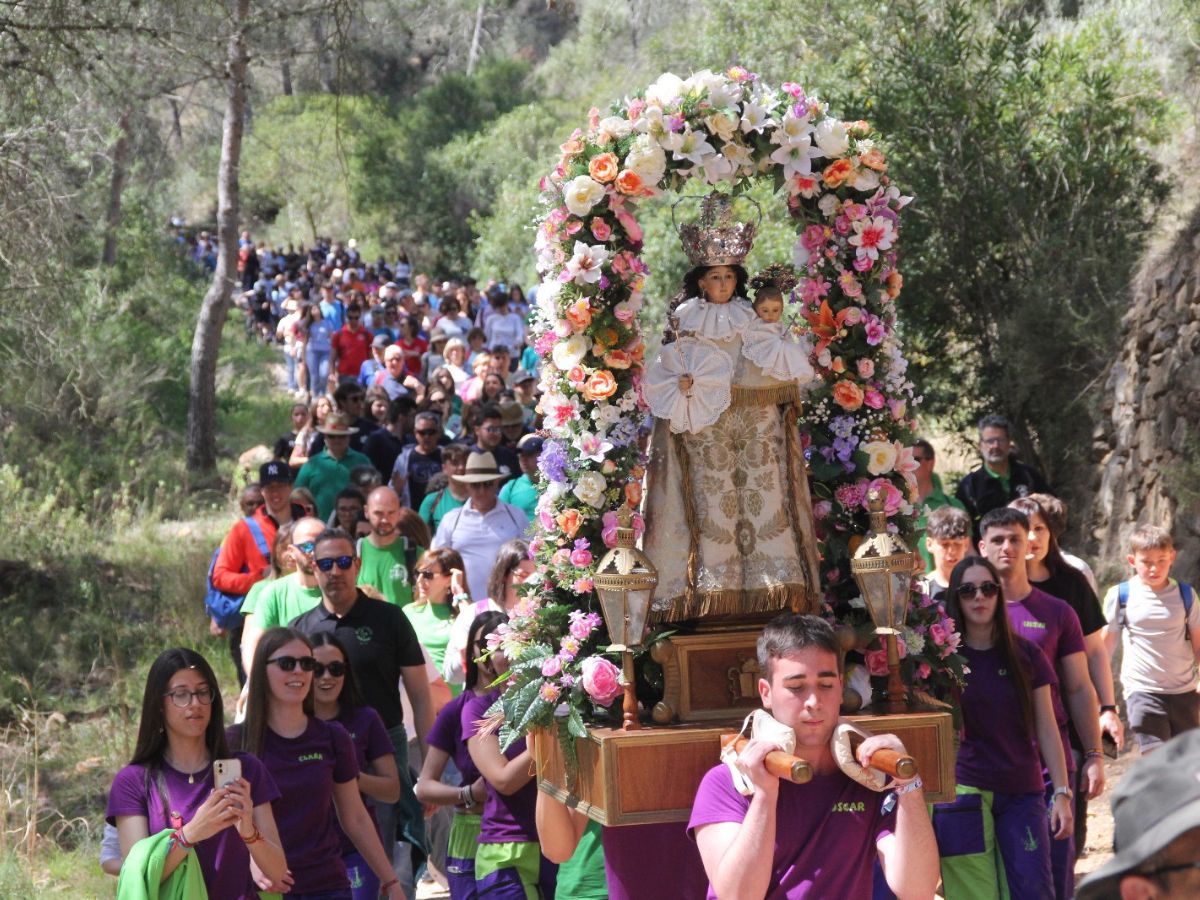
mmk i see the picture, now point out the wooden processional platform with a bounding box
[534,626,957,826]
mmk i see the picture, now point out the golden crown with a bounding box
[673,191,760,267]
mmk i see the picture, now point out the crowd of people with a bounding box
[100,235,1200,899]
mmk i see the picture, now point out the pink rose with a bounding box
[916,662,932,680]
[613,208,643,244]
[580,656,623,706]
[930,623,947,647]
[591,219,613,241]
[541,656,563,677]
[856,358,875,379]
[865,648,889,677]
[864,388,885,409]
[812,500,833,521]
[570,548,594,568]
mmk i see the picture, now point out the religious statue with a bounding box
[642,192,823,624]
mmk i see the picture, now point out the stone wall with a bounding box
[1090,203,1200,580]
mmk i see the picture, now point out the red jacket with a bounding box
[211,505,278,596]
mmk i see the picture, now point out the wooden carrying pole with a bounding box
[720,735,812,784]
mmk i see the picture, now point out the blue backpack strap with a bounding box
[1180,582,1194,619]
[244,515,270,559]
[1117,581,1129,631]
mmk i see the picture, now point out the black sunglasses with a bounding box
[956,581,1000,600]
[313,660,347,678]
[315,555,355,572]
[415,429,439,437]
[267,655,316,672]
[416,569,443,580]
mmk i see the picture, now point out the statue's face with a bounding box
[755,297,783,323]
[698,266,737,304]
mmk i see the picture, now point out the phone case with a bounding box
[213,758,242,788]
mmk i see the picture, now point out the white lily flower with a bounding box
[563,241,608,285]
[771,110,813,146]
[645,72,685,108]
[739,98,774,134]
[662,129,715,166]
[573,430,614,463]
[770,134,820,179]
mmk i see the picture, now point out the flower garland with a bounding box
[495,68,966,748]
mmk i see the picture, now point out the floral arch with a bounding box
[494,68,964,745]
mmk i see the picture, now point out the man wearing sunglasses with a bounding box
[390,411,444,510]
[979,506,1104,899]
[239,516,327,682]
[291,527,432,894]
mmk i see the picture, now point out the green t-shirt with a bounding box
[294,448,373,520]
[403,601,457,694]
[240,576,272,617]
[419,486,466,533]
[555,820,607,899]
[357,536,418,608]
[252,572,323,628]
[499,474,538,520]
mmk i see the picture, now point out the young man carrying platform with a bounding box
[689,614,939,899]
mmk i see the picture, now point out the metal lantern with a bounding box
[850,489,918,713]
[593,506,658,729]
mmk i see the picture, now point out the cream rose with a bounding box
[552,334,590,371]
[861,440,898,476]
[814,118,850,158]
[563,175,606,217]
[573,471,608,509]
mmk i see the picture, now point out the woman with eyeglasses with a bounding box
[230,627,404,899]
[415,611,507,900]
[311,632,400,900]
[106,648,287,897]
[443,540,533,691]
[932,556,1073,899]
[406,547,469,697]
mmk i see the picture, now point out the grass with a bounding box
[0,322,289,896]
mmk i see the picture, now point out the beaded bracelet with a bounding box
[240,825,263,844]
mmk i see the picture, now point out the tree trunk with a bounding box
[100,108,134,266]
[186,0,250,477]
[169,96,183,145]
[281,57,293,95]
[313,16,335,93]
[466,1,484,76]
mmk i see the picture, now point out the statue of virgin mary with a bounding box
[641,193,822,624]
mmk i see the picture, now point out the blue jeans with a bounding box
[285,349,299,391]
[306,347,330,396]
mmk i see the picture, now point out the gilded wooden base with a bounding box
[534,711,957,826]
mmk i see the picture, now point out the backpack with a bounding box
[1116,580,1194,641]
[204,516,270,630]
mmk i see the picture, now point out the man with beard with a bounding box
[956,414,1050,538]
[357,486,420,608]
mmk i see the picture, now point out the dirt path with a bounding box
[1074,750,1133,882]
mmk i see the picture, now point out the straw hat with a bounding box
[316,413,360,436]
[452,451,505,483]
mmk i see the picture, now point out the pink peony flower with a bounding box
[865,477,904,515]
[541,656,563,677]
[865,648,889,677]
[581,656,624,706]
[864,388,885,409]
[852,255,874,273]
[570,548,594,568]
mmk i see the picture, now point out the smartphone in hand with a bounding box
[214,758,243,788]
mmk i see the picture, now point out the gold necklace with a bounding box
[165,751,209,785]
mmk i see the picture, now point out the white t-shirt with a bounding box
[1103,576,1200,694]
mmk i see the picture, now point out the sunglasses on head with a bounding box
[313,660,346,678]
[315,555,355,572]
[956,581,1000,600]
[267,655,316,672]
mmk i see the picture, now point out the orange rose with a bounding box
[588,153,619,184]
[831,379,865,411]
[860,148,887,172]
[604,349,632,369]
[564,298,593,332]
[830,356,846,374]
[557,509,582,539]
[615,169,644,195]
[822,158,854,188]
[581,369,618,402]
[626,339,645,363]
[560,138,584,156]
[624,481,642,507]
[847,120,872,137]
[567,365,587,387]
[886,270,903,299]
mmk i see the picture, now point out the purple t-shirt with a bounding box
[230,717,360,892]
[428,690,482,786]
[957,638,1058,794]
[106,751,280,900]
[604,821,709,900]
[462,688,537,843]
[331,704,394,856]
[1006,587,1086,773]
[688,765,897,899]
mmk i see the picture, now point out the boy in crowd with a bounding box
[919,505,972,601]
[690,614,939,899]
[1103,524,1200,753]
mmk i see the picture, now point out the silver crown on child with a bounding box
[675,191,758,267]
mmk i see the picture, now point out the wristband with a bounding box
[1085,750,1104,760]
[1100,705,1117,715]
[170,826,194,850]
[894,776,923,796]
[240,825,263,844]
[1052,786,1073,801]
[380,877,400,893]
[452,591,470,605]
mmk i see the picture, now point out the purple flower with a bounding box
[539,440,569,483]
[573,538,590,551]
[864,318,887,346]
